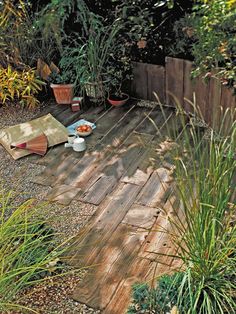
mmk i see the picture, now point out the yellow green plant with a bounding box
[0,65,45,108]
[0,185,73,313]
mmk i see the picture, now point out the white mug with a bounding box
[73,137,86,152]
[68,134,76,144]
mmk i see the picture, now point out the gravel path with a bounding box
[0,104,100,314]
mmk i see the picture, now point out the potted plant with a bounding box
[49,71,75,104]
[106,58,131,107]
[48,49,80,105]
[72,2,124,105]
[48,0,138,106]
[107,92,129,107]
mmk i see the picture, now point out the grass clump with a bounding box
[167,110,236,313]
[0,187,68,312]
[129,108,236,314]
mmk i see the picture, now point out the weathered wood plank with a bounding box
[157,111,186,143]
[165,57,184,107]
[147,64,165,103]
[102,137,151,178]
[193,76,210,123]
[60,142,116,189]
[53,105,84,126]
[68,183,141,267]
[220,85,236,111]
[63,109,84,127]
[79,133,153,203]
[80,106,105,122]
[79,145,148,203]
[36,144,66,166]
[48,103,70,120]
[51,105,72,124]
[82,106,137,150]
[139,195,182,262]
[208,75,222,127]
[81,175,117,205]
[121,114,180,188]
[62,154,99,187]
[32,148,73,186]
[54,110,119,185]
[31,174,57,186]
[123,204,160,229]
[120,151,153,186]
[45,184,81,205]
[104,258,159,314]
[121,111,176,186]
[72,224,148,310]
[104,254,181,314]
[95,104,136,134]
[44,146,105,188]
[139,214,173,261]
[136,168,172,207]
[183,60,194,113]
[134,108,167,135]
[131,62,148,99]
[220,85,236,134]
[52,155,78,177]
[101,106,152,148]
[84,130,105,148]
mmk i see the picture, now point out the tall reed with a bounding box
[164,106,236,313]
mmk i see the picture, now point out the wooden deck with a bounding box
[33,101,183,313]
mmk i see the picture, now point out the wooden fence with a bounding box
[131,57,236,127]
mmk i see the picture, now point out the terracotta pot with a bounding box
[107,93,129,107]
[50,83,74,104]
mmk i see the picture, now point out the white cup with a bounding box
[73,137,86,152]
[68,134,76,144]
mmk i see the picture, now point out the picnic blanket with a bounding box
[0,114,68,159]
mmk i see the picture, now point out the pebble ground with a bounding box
[0,104,100,314]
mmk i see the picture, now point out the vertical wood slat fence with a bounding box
[131,57,236,128]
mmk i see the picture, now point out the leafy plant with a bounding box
[128,272,183,314]
[34,0,75,57]
[0,186,70,312]
[0,65,45,108]
[167,13,195,59]
[87,0,193,64]
[171,0,236,88]
[48,60,77,85]
[0,0,58,68]
[74,1,126,98]
[40,0,173,99]
[48,1,128,100]
[0,0,30,67]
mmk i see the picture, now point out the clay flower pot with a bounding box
[50,83,74,104]
[107,93,129,107]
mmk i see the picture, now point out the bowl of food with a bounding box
[76,124,93,137]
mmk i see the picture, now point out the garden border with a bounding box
[131,57,236,127]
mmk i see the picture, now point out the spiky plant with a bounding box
[0,186,70,312]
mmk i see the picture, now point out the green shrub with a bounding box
[171,0,236,88]
[128,273,183,314]
[0,187,68,312]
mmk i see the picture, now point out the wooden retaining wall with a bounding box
[131,57,236,128]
